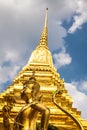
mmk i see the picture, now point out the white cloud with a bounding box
[53,50,72,68]
[81,81,87,92]
[0,65,20,84]
[65,82,87,120]
[5,51,19,63]
[68,0,87,33]
[71,80,87,94]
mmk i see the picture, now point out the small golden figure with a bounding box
[2,96,15,130]
[2,105,12,130]
[13,74,50,130]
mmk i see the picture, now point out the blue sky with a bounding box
[0,0,87,120]
[59,22,87,82]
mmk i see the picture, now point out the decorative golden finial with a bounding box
[38,8,48,47]
[44,8,48,27]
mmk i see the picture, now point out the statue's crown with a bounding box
[23,71,36,85]
[29,71,36,82]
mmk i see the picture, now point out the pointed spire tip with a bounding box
[44,8,48,28]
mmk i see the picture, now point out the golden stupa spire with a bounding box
[28,8,54,68]
[38,8,48,47]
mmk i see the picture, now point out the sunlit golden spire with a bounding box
[38,8,48,47]
[28,8,54,68]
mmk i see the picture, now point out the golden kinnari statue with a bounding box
[13,73,50,130]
